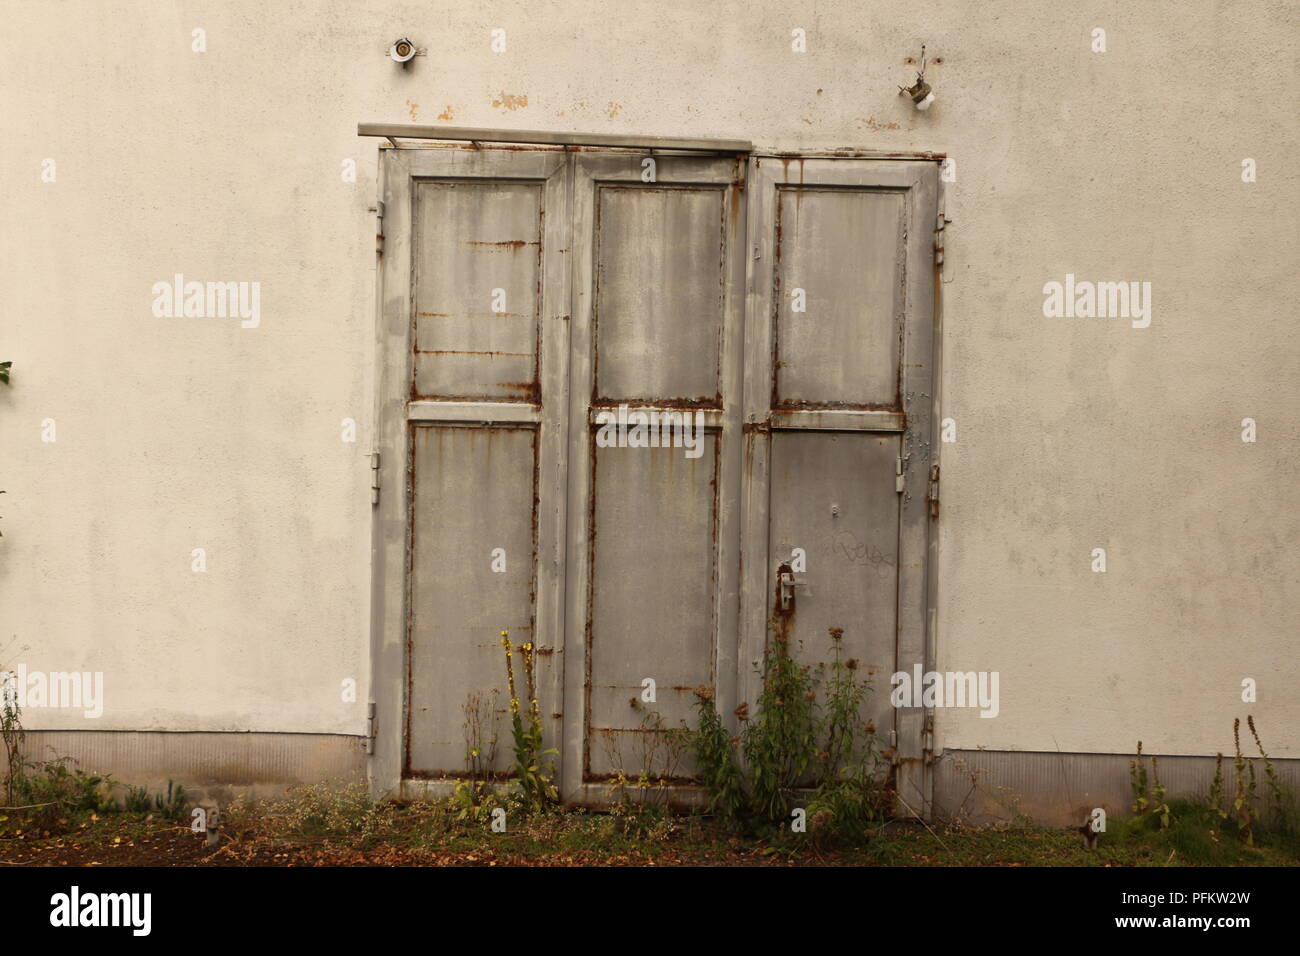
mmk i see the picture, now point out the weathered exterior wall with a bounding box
[2,1,1295,774]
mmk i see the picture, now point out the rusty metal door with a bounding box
[371,147,571,785]
[561,153,747,801]
[740,157,940,812]
[371,142,938,809]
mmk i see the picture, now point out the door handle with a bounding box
[777,564,811,611]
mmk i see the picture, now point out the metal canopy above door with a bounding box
[365,131,941,818]
[358,122,753,154]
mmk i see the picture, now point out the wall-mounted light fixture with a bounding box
[899,44,936,111]
[388,37,423,66]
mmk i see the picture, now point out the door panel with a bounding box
[564,153,746,793]
[773,188,906,408]
[586,437,718,777]
[412,180,543,402]
[767,430,900,739]
[407,424,536,774]
[378,148,570,783]
[594,185,727,404]
[741,157,939,801]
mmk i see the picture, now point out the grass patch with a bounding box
[7,781,1291,867]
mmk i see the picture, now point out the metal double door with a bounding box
[373,145,938,804]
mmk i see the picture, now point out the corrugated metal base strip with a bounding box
[933,749,1300,827]
[18,731,367,803]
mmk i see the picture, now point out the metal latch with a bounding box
[777,564,811,610]
[926,464,940,517]
[896,456,905,493]
[370,452,381,505]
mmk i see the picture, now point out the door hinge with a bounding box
[374,199,385,256]
[926,464,940,517]
[895,456,905,493]
[370,452,381,505]
[933,211,946,267]
[365,701,376,755]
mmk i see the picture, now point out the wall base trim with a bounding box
[932,749,1300,827]
[17,731,367,804]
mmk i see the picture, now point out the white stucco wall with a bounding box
[1,1,1295,757]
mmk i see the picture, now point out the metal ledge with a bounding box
[769,408,906,432]
[407,400,541,424]
[358,123,752,154]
